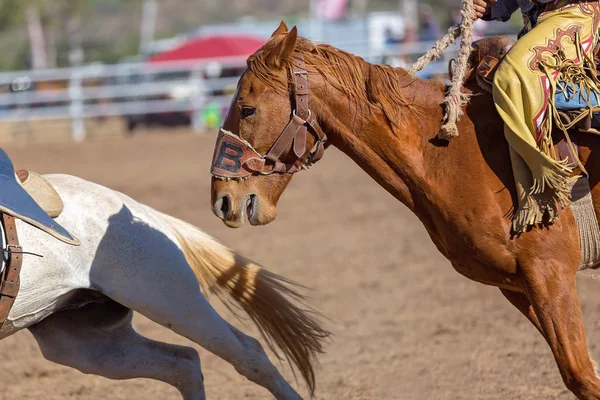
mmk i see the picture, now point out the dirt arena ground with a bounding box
[1,129,599,399]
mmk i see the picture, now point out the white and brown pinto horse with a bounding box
[2,173,327,400]
[210,22,600,399]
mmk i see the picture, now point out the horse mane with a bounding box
[247,36,433,128]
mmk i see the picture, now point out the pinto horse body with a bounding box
[211,22,600,399]
[3,173,327,400]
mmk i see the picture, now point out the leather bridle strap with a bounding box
[305,112,327,164]
[265,114,307,172]
[293,54,310,119]
[264,53,328,173]
[0,213,22,328]
[265,53,311,173]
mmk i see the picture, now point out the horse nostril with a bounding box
[246,194,258,220]
[220,195,232,219]
[214,194,232,220]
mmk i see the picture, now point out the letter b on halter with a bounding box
[215,141,244,173]
[210,130,266,180]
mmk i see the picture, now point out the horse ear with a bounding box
[271,21,288,37]
[267,26,298,68]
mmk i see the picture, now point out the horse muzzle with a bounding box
[212,192,263,228]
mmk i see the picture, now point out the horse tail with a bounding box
[158,212,329,395]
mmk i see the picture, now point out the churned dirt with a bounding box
[0,129,597,399]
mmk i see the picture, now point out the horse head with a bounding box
[211,21,328,227]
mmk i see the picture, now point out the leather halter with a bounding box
[211,53,328,180]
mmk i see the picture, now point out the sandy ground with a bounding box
[0,130,597,399]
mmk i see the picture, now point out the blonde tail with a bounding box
[158,212,329,395]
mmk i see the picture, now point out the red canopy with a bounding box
[148,34,266,63]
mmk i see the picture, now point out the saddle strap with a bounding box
[0,214,22,328]
[556,137,579,168]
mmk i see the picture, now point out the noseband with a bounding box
[210,53,328,180]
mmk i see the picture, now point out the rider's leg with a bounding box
[494,4,600,153]
[492,3,600,230]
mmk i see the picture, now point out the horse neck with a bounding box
[310,62,447,214]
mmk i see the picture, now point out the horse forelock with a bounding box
[246,36,429,129]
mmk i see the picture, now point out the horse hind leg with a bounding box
[505,260,600,400]
[94,251,303,400]
[29,300,206,400]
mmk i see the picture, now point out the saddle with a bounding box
[17,170,64,219]
[0,150,79,328]
[462,36,516,94]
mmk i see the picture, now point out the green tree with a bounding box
[0,0,95,69]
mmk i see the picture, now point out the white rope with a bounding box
[408,26,461,76]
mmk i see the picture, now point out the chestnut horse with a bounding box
[210,22,600,399]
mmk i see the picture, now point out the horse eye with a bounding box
[241,106,256,119]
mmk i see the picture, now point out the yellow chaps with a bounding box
[492,1,600,232]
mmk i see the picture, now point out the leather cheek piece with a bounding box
[210,132,266,179]
[293,125,308,158]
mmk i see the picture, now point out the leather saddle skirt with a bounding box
[461,36,600,129]
[0,149,78,245]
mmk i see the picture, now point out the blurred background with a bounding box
[0,0,523,144]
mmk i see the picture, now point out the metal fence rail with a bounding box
[0,40,461,142]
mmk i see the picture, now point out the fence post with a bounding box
[190,66,206,133]
[69,69,85,142]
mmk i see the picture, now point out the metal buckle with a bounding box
[2,243,42,261]
[292,109,311,120]
[3,244,22,262]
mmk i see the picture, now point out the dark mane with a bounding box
[247,36,437,128]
